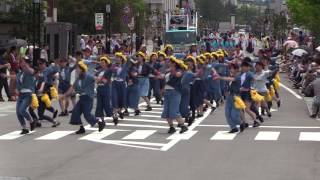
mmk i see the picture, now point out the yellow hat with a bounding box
[136,51,147,60]
[157,51,167,59]
[211,52,218,59]
[196,55,205,65]
[149,52,158,60]
[115,52,127,62]
[78,61,88,72]
[222,49,229,56]
[204,52,213,59]
[186,55,197,65]
[100,56,111,65]
[164,44,174,51]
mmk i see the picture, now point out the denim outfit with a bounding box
[126,65,140,109]
[138,63,152,97]
[95,69,112,118]
[179,71,195,118]
[16,71,35,127]
[240,72,254,101]
[225,75,241,129]
[111,63,129,109]
[70,74,97,126]
[58,66,75,94]
[148,62,162,101]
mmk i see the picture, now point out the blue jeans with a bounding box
[95,85,112,118]
[225,95,241,129]
[179,88,190,118]
[127,84,140,109]
[70,95,97,126]
[148,78,161,100]
[16,93,32,127]
[112,81,127,109]
[161,89,181,119]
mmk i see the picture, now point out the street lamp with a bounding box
[32,0,41,67]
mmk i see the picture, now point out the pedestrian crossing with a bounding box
[0,129,320,142]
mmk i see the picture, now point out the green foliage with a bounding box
[57,0,146,34]
[235,5,260,25]
[287,0,320,39]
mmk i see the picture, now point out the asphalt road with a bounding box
[0,77,320,180]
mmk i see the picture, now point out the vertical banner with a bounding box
[95,13,104,31]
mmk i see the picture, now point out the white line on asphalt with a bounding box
[80,129,120,140]
[198,124,320,129]
[122,130,157,140]
[140,114,162,118]
[280,83,303,99]
[88,139,162,151]
[210,131,238,140]
[0,130,35,140]
[299,132,320,141]
[36,131,75,140]
[254,131,280,141]
[85,123,168,130]
[167,130,198,140]
[0,114,8,117]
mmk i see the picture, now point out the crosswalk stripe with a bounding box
[254,131,280,141]
[0,130,35,140]
[36,131,75,140]
[210,131,237,140]
[80,129,119,140]
[167,131,198,140]
[122,130,157,140]
[140,114,161,118]
[0,114,8,117]
[299,132,320,141]
[140,111,162,114]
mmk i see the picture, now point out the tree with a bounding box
[57,0,146,34]
[287,0,320,41]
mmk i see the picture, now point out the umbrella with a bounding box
[291,48,308,57]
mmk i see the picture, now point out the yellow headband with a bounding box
[186,55,197,65]
[136,51,147,60]
[100,56,111,65]
[157,51,167,59]
[78,61,88,72]
[165,44,173,51]
[115,52,127,62]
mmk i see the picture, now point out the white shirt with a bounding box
[241,73,246,86]
[80,38,86,50]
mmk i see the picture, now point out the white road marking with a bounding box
[167,131,198,140]
[0,114,8,117]
[122,130,157,140]
[0,130,35,140]
[299,132,320,141]
[36,131,75,140]
[280,83,303,99]
[80,129,120,140]
[254,131,280,141]
[210,131,238,140]
[198,124,320,129]
[140,114,161,118]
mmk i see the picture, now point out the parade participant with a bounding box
[209,52,222,106]
[58,58,75,116]
[218,63,242,133]
[36,58,59,120]
[82,47,98,76]
[232,45,244,63]
[28,65,60,128]
[239,61,260,127]
[188,44,198,57]
[63,61,105,134]
[95,56,113,121]
[180,56,196,126]
[192,55,206,118]
[157,51,167,104]
[126,58,140,116]
[162,56,188,134]
[136,51,153,111]
[111,52,129,124]
[215,51,229,102]
[253,61,272,117]
[16,57,36,134]
[148,52,162,104]
[164,44,174,57]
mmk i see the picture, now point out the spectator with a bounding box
[6,46,19,101]
[40,44,49,63]
[310,70,320,118]
[0,48,11,101]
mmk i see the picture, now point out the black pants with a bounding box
[28,97,55,123]
[0,76,10,98]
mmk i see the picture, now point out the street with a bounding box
[0,77,320,180]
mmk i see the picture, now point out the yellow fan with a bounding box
[275,73,281,82]
[41,93,52,108]
[31,94,39,110]
[264,90,272,102]
[234,96,246,109]
[270,85,276,98]
[50,87,58,99]
[250,89,265,102]
[273,79,280,90]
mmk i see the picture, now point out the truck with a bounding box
[164,10,198,58]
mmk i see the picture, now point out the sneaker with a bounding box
[20,129,29,135]
[188,117,195,127]
[134,110,140,116]
[75,126,86,134]
[160,100,164,105]
[52,121,61,128]
[267,112,272,118]
[36,122,42,127]
[244,123,249,128]
[98,120,106,132]
[53,110,58,119]
[253,121,260,128]
[228,128,239,133]
[179,125,188,134]
[211,107,216,114]
[123,110,129,116]
[145,106,152,111]
[118,112,124,119]
[58,111,68,117]
[257,116,264,123]
[113,116,119,126]
[261,110,266,116]
[277,100,281,108]
[168,127,176,134]
[30,121,36,131]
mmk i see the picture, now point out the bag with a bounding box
[234,96,246,109]
[41,93,52,108]
[250,90,265,103]
[303,84,314,97]
[31,94,39,110]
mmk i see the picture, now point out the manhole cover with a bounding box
[0,177,30,180]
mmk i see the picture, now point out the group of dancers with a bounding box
[15,44,281,135]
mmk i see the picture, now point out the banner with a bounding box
[95,13,104,31]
